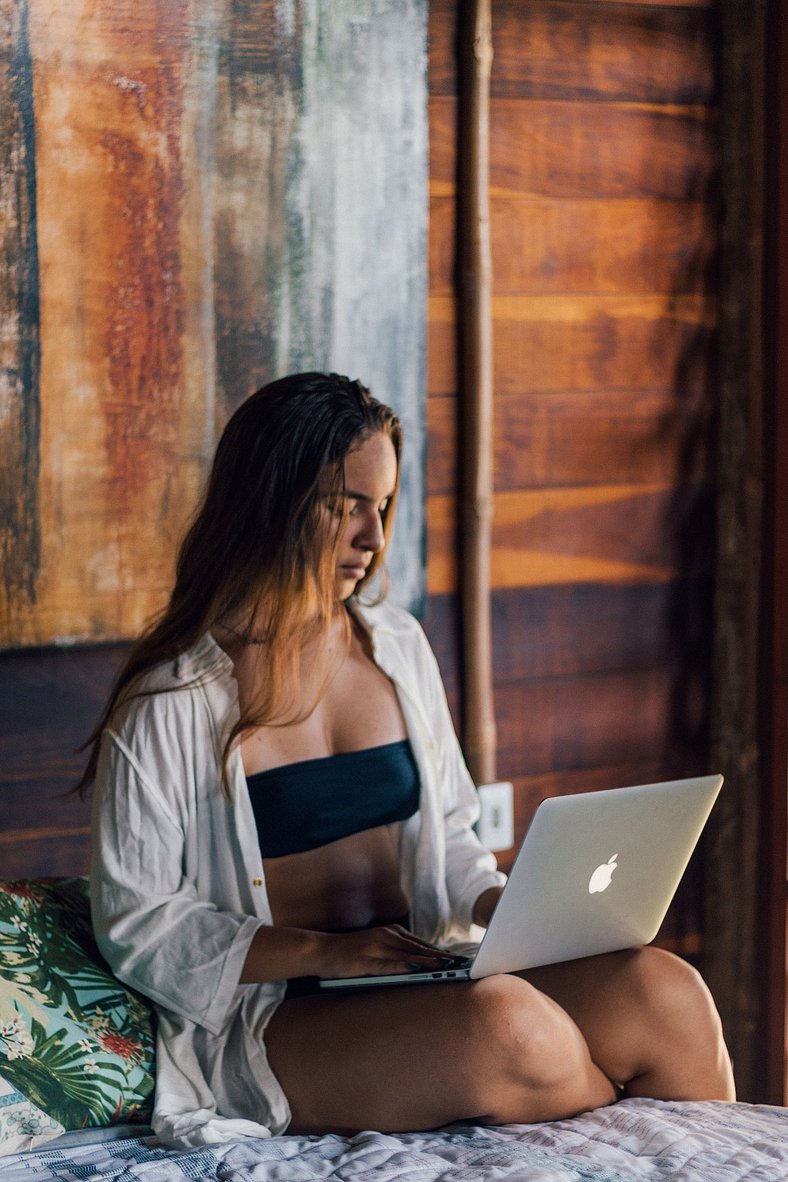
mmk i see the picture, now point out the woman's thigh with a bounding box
[519,946,734,1099]
[264,974,615,1134]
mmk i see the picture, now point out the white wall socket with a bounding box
[476,780,514,851]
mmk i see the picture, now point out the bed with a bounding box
[2,878,787,1181]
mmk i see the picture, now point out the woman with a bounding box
[84,372,735,1147]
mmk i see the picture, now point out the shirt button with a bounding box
[252,877,263,887]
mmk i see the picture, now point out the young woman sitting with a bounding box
[83,372,735,1146]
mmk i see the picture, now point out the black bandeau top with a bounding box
[246,739,421,859]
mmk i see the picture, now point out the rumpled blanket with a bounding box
[2,1098,787,1181]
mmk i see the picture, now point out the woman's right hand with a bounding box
[313,924,450,979]
[241,921,452,984]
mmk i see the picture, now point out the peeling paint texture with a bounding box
[0,0,427,646]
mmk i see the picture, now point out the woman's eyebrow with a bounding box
[342,489,395,502]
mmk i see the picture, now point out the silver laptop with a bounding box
[319,774,723,991]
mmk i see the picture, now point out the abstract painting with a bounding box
[0,0,427,647]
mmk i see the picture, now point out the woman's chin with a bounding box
[336,576,360,600]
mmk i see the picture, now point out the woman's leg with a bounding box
[265,974,616,1134]
[520,946,735,1101]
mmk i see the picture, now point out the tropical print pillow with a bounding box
[0,877,155,1149]
[0,1071,63,1154]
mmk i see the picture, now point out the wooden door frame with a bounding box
[763,0,788,1107]
[704,0,768,1104]
[705,0,788,1105]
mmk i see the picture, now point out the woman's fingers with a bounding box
[382,925,446,954]
[314,925,450,979]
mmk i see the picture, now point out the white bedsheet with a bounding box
[1,1099,787,1181]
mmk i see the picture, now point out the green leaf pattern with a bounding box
[0,879,155,1129]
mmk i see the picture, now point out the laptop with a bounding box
[319,773,723,991]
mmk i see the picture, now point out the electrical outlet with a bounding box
[477,781,514,851]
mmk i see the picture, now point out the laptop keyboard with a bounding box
[439,954,474,970]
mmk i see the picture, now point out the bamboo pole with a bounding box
[458,0,496,785]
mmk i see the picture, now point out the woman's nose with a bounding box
[355,510,385,553]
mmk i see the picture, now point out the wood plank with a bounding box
[0,0,41,638]
[492,666,709,781]
[0,645,125,844]
[427,482,714,594]
[0,778,92,840]
[428,293,715,397]
[427,388,714,495]
[430,0,717,103]
[9,0,210,647]
[439,666,709,788]
[424,582,713,695]
[431,195,715,297]
[212,1,297,410]
[0,831,90,878]
[431,96,718,202]
[761,0,788,1108]
[583,0,713,6]
[214,2,429,615]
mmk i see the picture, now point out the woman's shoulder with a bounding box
[107,633,234,737]
[352,599,440,682]
[352,598,428,643]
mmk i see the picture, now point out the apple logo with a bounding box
[588,854,618,894]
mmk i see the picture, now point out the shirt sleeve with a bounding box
[90,718,263,1037]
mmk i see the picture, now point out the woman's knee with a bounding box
[624,946,726,1043]
[462,975,591,1096]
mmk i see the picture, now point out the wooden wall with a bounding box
[422,0,720,956]
[1,0,721,962]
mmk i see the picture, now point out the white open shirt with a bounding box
[91,600,505,1146]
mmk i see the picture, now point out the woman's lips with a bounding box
[339,564,367,580]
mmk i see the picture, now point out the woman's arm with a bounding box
[239,923,451,982]
[91,720,265,1034]
[472,885,504,929]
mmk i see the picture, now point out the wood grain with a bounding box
[212,0,297,411]
[0,0,41,636]
[428,293,715,397]
[437,664,709,797]
[431,195,716,296]
[426,482,713,594]
[427,389,714,495]
[0,642,123,875]
[431,95,718,202]
[430,0,717,103]
[492,666,708,781]
[425,583,713,694]
[1,1,428,646]
[4,0,210,647]
[0,831,90,878]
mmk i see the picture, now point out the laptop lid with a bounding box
[469,774,723,978]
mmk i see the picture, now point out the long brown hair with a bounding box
[76,372,402,795]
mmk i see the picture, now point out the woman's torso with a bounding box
[230,613,413,932]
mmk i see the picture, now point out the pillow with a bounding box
[0,1072,63,1154]
[0,877,155,1150]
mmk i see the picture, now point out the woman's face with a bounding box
[331,431,398,600]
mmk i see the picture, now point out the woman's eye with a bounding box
[347,501,361,517]
[324,498,343,518]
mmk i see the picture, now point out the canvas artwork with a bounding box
[0,0,428,648]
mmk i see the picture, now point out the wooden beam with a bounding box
[762,0,788,1107]
[705,0,767,1105]
[457,0,496,783]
